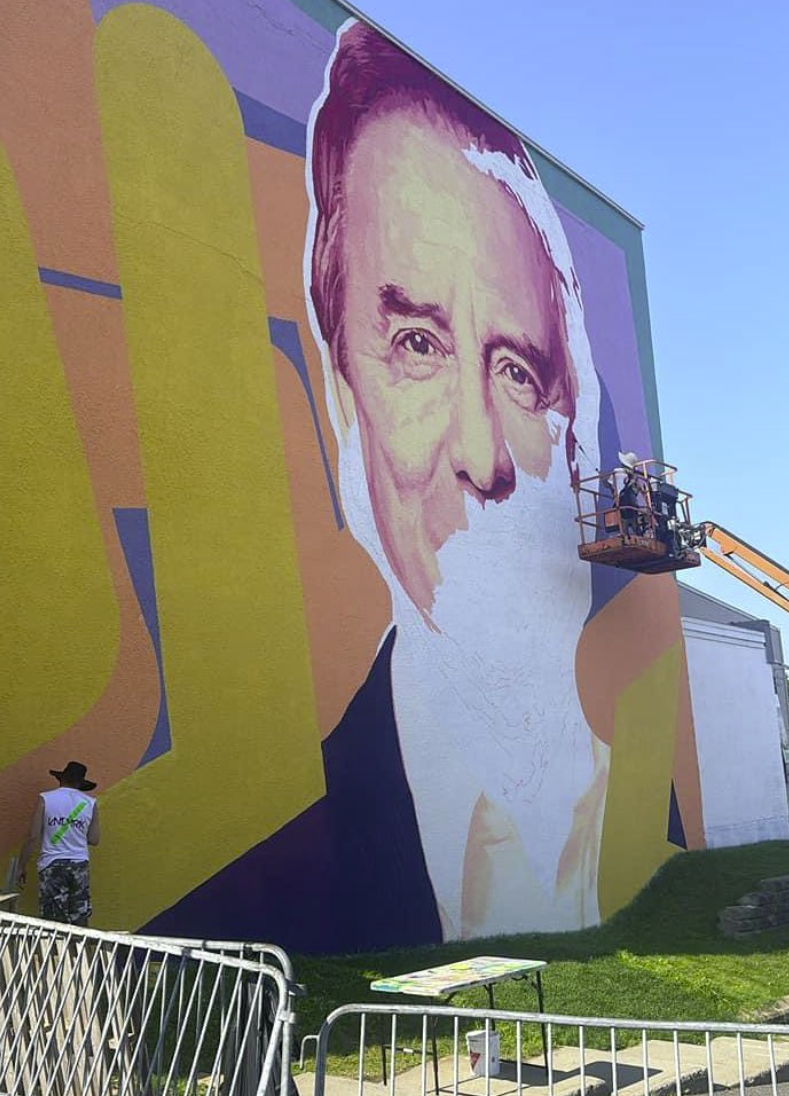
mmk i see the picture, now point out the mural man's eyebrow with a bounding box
[485,332,570,405]
[487,335,558,383]
[378,284,451,331]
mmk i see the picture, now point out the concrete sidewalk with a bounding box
[296,1036,789,1096]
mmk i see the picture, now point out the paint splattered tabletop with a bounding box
[370,956,547,997]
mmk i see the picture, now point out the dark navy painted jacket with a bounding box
[145,629,442,953]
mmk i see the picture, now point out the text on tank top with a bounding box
[38,788,95,870]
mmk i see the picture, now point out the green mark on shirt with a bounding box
[51,801,87,845]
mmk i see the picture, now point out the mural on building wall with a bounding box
[1,0,704,952]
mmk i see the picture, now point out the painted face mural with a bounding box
[1,0,704,951]
[307,23,606,937]
[335,114,579,614]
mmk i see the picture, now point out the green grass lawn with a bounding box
[290,842,789,1075]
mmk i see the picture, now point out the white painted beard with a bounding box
[338,417,603,934]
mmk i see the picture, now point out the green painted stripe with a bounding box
[286,0,348,31]
[51,801,87,846]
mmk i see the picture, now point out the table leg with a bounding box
[381,1016,388,1086]
[536,971,548,1075]
[485,984,496,1030]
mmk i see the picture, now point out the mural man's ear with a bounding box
[328,332,357,434]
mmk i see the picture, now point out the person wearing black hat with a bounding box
[16,762,100,926]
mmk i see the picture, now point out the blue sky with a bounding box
[356,0,789,645]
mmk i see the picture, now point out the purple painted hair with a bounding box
[309,21,538,357]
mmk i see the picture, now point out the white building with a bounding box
[679,582,789,848]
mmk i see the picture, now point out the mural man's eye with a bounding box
[494,357,547,412]
[393,327,447,380]
[402,330,435,356]
[504,362,531,386]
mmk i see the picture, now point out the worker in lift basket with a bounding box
[617,450,644,537]
[15,761,100,926]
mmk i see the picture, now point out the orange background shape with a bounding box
[576,573,704,850]
[247,139,391,738]
[0,0,158,858]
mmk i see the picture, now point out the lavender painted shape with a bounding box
[557,204,653,462]
[114,507,173,766]
[236,91,307,157]
[268,317,344,531]
[554,205,649,617]
[39,267,122,299]
[91,0,334,124]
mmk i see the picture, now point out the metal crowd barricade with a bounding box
[0,911,296,1096]
[313,1002,789,1096]
[132,934,301,1096]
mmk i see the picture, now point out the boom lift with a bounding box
[573,454,789,614]
[701,525,789,615]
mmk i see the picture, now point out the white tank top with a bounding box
[38,788,95,870]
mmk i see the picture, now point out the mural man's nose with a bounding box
[450,371,515,503]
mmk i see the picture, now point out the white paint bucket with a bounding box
[466,1030,500,1077]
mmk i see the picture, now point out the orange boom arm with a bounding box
[702,524,789,614]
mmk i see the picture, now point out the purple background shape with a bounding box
[235,90,307,157]
[558,205,653,462]
[268,316,344,530]
[91,0,335,123]
[38,266,122,300]
[113,507,173,767]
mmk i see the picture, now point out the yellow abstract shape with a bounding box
[93,5,324,928]
[597,643,682,919]
[0,144,118,768]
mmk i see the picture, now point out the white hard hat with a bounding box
[618,451,639,469]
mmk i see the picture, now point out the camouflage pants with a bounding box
[39,860,91,925]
